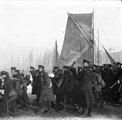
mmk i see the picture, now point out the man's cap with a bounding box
[117,62,122,65]
[83,59,90,63]
[1,71,9,76]
[108,64,112,67]
[57,69,63,75]
[38,65,44,69]
[93,64,98,67]
[78,66,82,69]
[53,66,59,69]
[11,67,16,70]
[15,69,20,73]
[103,64,108,66]
[63,65,69,69]
[30,66,35,70]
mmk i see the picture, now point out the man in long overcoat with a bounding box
[38,65,53,112]
[79,59,95,116]
[30,66,37,96]
[0,71,15,117]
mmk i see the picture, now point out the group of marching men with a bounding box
[0,67,31,117]
[0,59,122,118]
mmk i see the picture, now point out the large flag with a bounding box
[59,13,94,67]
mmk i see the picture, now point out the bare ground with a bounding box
[1,85,121,120]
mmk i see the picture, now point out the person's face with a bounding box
[11,69,15,75]
[93,66,96,70]
[30,68,33,71]
[78,68,82,72]
[84,62,89,67]
[63,68,67,72]
[39,67,43,72]
[2,74,7,79]
[117,64,121,68]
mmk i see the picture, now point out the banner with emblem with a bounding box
[59,13,94,67]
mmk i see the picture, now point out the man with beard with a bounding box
[79,59,95,117]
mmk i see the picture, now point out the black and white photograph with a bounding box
[0,0,122,119]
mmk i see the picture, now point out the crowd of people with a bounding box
[0,59,122,118]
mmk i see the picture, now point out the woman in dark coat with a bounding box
[79,59,95,116]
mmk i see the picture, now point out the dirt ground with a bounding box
[1,85,121,120]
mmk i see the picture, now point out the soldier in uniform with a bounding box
[79,59,95,116]
[30,66,37,97]
[0,71,16,117]
[11,67,16,78]
[52,66,59,76]
[13,70,30,111]
[36,65,43,103]
[37,65,53,112]
[116,63,122,118]
[93,69,105,107]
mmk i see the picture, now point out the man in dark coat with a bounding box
[36,65,43,103]
[30,66,37,96]
[36,65,53,112]
[52,66,59,76]
[0,71,15,117]
[116,67,122,118]
[79,59,95,116]
[13,70,30,111]
[11,67,16,78]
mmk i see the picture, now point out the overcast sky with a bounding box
[0,0,121,68]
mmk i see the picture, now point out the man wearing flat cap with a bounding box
[78,59,95,116]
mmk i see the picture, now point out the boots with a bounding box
[87,107,91,117]
[81,108,85,115]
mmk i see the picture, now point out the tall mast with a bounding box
[98,28,100,65]
[92,9,94,43]
[92,9,95,64]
